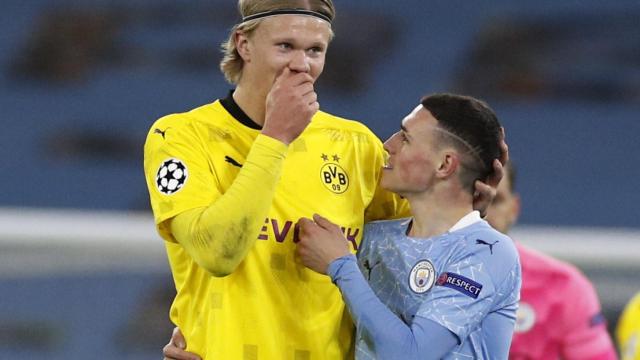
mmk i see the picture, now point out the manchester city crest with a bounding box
[514,302,536,333]
[409,260,436,294]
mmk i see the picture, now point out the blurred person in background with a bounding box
[144,0,507,359]
[484,163,617,359]
[296,94,521,359]
[617,292,640,360]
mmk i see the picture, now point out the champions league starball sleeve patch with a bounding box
[156,158,188,195]
[436,272,483,299]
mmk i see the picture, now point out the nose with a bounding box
[289,50,311,73]
[383,133,399,154]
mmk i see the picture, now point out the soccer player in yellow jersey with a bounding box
[148,1,506,359]
[618,292,640,360]
[146,1,406,358]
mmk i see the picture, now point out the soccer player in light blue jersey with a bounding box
[297,93,521,359]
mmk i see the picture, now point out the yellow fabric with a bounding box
[169,135,288,276]
[144,100,409,359]
[618,292,640,360]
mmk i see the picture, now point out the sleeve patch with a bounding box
[156,158,188,195]
[589,312,606,327]
[436,272,483,299]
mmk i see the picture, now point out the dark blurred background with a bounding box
[1,0,639,358]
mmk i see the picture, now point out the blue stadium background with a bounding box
[1,0,639,358]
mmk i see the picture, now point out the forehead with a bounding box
[256,15,332,42]
[401,105,438,133]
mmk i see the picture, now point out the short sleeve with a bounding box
[617,292,640,360]
[416,255,497,340]
[561,270,616,360]
[143,116,221,239]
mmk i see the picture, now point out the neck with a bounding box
[234,82,268,126]
[405,183,474,238]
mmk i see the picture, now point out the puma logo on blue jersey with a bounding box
[476,239,499,254]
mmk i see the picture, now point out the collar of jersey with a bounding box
[449,210,482,233]
[403,210,481,238]
[220,89,262,130]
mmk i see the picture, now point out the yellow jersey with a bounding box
[143,92,409,359]
[618,292,640,360]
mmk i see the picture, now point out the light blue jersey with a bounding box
[353,215,521,359]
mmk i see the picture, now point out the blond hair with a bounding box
[220,0,335,84]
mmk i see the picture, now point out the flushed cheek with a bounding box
[397,157,431,186]
[311,58,325,79]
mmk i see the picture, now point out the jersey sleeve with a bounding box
[617,292,640,360]
[144,115,221,239]
[330,255,458,360]
[416,254,518,342]
[561,270,617,360]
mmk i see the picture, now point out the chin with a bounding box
[380,180,399,194]
[380,175,391,191]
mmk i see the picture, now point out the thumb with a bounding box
[172,327,186,349]
[313,213,338,231]
[273,66,291,85]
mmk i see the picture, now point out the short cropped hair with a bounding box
[220,0,336,84]
[420,93,502,193]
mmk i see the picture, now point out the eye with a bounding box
[401,133,409,143]
[277,42,293,50]
[308,46,324,55]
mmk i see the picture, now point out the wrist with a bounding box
[260,130,291,145]
[327,254,357,282]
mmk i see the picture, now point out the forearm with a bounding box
[171,134,287,276]
[329,256,457,359]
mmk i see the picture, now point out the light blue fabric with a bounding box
[329,255,458,360]
[331,218,521,359]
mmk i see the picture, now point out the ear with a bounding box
[235,31,251,62]
[436,151,459,179]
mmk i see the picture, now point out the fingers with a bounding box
[272,66,289,85]
[274,66,314,87]
[162,327,201,360]
[302,87,318,106]
[263,66,317,144]
[473,178,497,218]
[297,217,315,229]
[498,127,509,166]
[162,344,201,360]
[482,158,504,188]
[491,159,504,185]
[162,345,202,360]
[297,217,318,237]
[172,326,186,349]
[312,214,340,233]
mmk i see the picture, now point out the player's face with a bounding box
[238,15,331,92]
[381,105,442,196]
[484,167,520,233]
